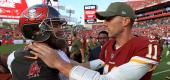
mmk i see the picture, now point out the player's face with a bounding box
[98,33,109,45]
[52,21,66,39]
[44,21,67,49]
[104,16,124,37]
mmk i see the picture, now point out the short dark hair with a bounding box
[129,18,134,28]
[99,31,108,36]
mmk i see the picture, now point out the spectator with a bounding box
[89,31,109,74]
[70,31,85,63]
[88,37,100,52]
[89,31,109,61]
[80,37,89,62]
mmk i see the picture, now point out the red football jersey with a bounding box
[99,36,161,80]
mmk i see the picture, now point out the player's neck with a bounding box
[115,30,133,47]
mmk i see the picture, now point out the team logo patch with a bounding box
[21,5,48,23]
[121,11,127,14]
[23,8,42,22]
[27,61,41,78]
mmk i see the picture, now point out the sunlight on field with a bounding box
[152,47,170,80]
[0,44,24,54]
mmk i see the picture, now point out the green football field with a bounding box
[0,44,24,54]
[0,44,170,80]
[152,47,170,80]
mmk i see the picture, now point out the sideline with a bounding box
[152,69,170,76]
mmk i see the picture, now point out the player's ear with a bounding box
[122,17,131,27]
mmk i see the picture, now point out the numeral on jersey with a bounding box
[146,44,158,60]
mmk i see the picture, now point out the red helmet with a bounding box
[19,4,66,42]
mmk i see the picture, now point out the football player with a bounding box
[28,2,161,80]
[7,4,69,80]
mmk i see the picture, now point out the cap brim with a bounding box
[96,11,115,20]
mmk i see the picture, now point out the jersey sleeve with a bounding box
[7,51,15,73]
[131,39,161,65]
[69,62,151,80]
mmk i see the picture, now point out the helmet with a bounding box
[19,4,66,42]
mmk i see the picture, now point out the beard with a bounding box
[44,33,66,50]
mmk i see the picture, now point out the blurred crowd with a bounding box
[0,28,22,44]
[0,16,170,48]
[0,28,22,40]
[128,0,167,10]
[64,16,170,62]
[135,17,170,28]
[133,17,170,38]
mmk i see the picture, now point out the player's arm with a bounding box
[70,59,105,70]
[28,42,158,80]
[69,42,161,80]
[69,58,154,80]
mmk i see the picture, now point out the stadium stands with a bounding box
[127,0,165,10]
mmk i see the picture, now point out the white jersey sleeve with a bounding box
[69,61,151,80]
[56,50,70,63]
[89,59,105,70]
[56,50,70,80]
[7,51,15,73]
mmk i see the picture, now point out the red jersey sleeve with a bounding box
[132,37,161,64]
